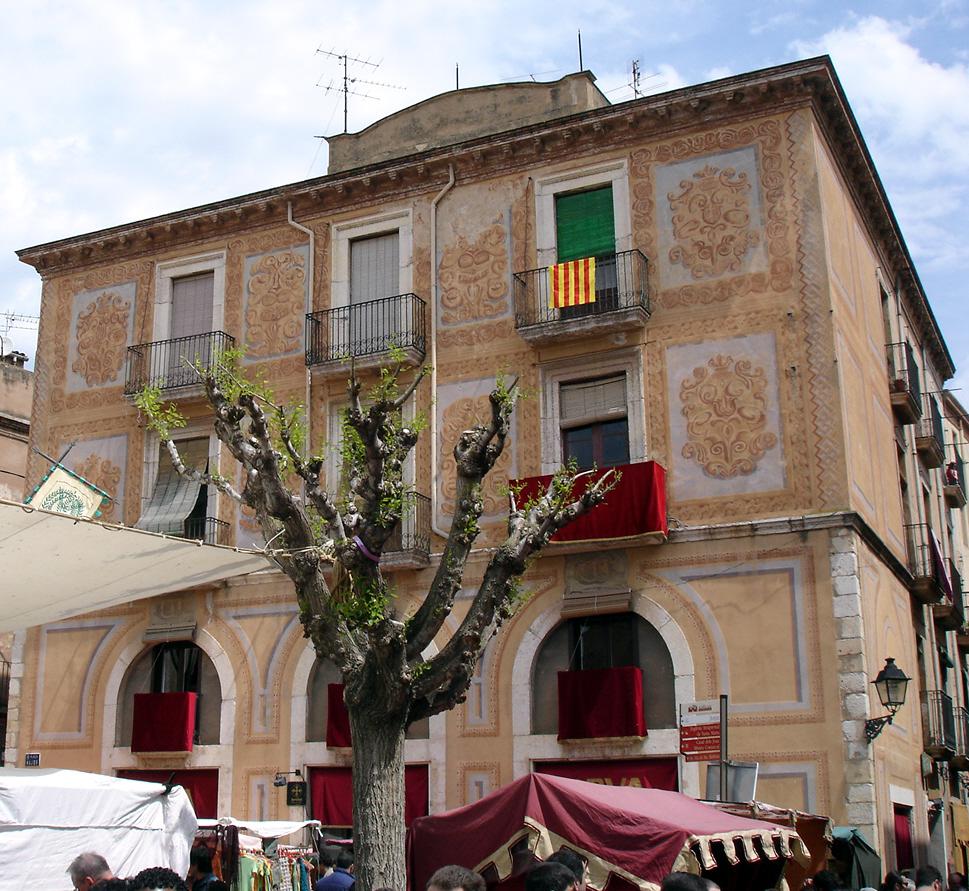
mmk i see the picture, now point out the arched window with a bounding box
[306,658,429,742]
[116,641,222,746]
[531,612,676,735]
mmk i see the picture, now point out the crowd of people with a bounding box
[68,846,969,891]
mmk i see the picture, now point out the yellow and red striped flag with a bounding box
[548,257,597,308]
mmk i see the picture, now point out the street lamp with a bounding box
[865,657,910,742]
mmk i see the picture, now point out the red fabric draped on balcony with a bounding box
[309,764,429,827]
[327,683,352,747]
[557,667,646,740]
[512,461,667,542]
[130,691,197,753]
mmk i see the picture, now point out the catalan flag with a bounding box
[549,256,596,308]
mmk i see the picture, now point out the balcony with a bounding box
[125,331,235,396]
[953,706,969,770]
[915,396,945,468]
[922,689,956,760]
[177,516,231,547]
[933,559,965,631]
[513,250,650,345]
[305,293,426,371]
[945,451,967,509]
[886,342,922,424]
[905,523,951,605]
[511,460,667,545]
[380,493,431,570]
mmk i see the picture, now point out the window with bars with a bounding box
[559,375,630,471]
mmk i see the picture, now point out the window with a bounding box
[531,612,676,734]
[350,231,400,304]
[539,350,644,475]
[137,436,224,544]
[153,252,225,342]
[560,375,629,471]
[555,186,616,263]
[171,272,215,339]
[116,642,221,746]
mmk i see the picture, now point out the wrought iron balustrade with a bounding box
[383,493,431,563]
[178,516,231,546]
[915,395,945,467]
[923,689,957,758]
[905,523,949,604]
[945,449,967,508]
[305,293,426,367]
[886,341,922,424]
[513,249,650,331]
[125,331,235,395]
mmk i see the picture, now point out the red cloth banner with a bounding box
[117,768,219,818]
[557,667,646,740]
[893,806,914,871]
[533,757,678,791]
[512,461,667,542]
[326,683,352,747]
[309,764,429,827]
[131,691,197,753]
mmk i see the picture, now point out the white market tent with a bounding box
[0,768,198,890]
[0,498,272,631]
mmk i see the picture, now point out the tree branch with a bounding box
[162,438,243,503]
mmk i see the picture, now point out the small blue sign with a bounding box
[24,752,40,767]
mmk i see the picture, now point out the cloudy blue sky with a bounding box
[2,0,967,384]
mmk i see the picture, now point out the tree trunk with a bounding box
[348,702,408,891]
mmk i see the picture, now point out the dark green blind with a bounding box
[555,185,616,262]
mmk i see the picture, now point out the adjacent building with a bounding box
[10,55,969,873]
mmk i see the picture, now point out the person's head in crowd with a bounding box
[68,852,114,891]
[127,866,189,891]
[188,846,214,885]
[882,872,907,891]
[915,866,944,891]
[92,881,130,891]
[548,850,589,891]
[320,847,339,873]
[335,850,355,873]
[526,862,580,891]
[949,872,966,890]
[426,865,487,891]
[660,873,709,891]
[812,871,842,891]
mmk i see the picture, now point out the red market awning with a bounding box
[407,773,808,891]
[511,461,667,543]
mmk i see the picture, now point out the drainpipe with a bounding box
[429,165,456,539]
[286,202,315,477]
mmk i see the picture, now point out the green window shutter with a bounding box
[555,185,616,262]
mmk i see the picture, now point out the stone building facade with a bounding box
[10,57,969,872]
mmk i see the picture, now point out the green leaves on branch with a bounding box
[134,385,186,440]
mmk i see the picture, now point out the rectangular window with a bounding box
[567,614,639,670]
[170,272,215,339]
[555,186,615,262]
[350,231,400,304]
[560,375,629,471]
[137,437,212,540]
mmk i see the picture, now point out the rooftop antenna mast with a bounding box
[577,29,583,70]
[316,48,405,134]
[631,59,642,98]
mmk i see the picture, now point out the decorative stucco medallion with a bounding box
[244,250,306,359]
[667,165,760,280]
[679,354,778,478]
[74,453,122,521]
[71,291,131,387]
[438,222,509,324]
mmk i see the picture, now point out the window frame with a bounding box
[539,348,645,475]
[534,160,632,270]
[330,209,413,310]
[152,251,226,343]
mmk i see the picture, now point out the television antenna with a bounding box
[315,48,405,134]
[1,311,39,334]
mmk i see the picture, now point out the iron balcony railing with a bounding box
[178,516,231,546]
[513,249,650,329]
[904,522,947,603]
[917,396,945,453]
[305,293,427,367]
[945,449,967,506]
[125,331,235,395]
[887,341,923,411]
[923,689,957,756]
[0,657,9,766]
[384,493,431,557]
[951,559,965,623]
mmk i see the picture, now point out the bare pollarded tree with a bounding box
[138,355,617,891]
